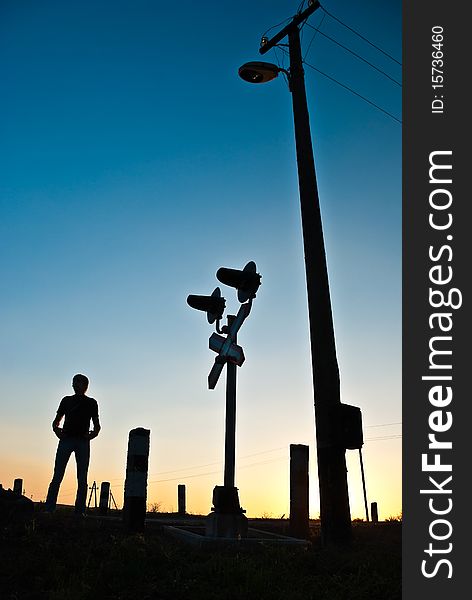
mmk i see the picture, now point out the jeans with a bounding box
[45,437,90,514]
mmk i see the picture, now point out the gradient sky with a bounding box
[0,0,401,519]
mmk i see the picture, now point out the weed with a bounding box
[0,511,401,599]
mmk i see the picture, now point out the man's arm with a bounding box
[88,415,101,440]
[52,407,65,439]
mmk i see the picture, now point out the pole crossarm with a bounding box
[259,1,320,55]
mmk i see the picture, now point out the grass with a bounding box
[0,507,401,600]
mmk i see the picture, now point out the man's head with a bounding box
[72,374,89,395]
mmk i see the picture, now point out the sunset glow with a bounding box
[1,0,401,523]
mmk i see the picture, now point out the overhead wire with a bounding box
[275,47,291,88]
[278,46,400,123]
[146,445,288,479]
[319,4,402,66]
[56,432,398,497]
[304,22,401,87]
[261,1,307,60]
[58,446,288,496]
[303,12,327,60]
[57,431,399,498]
[57,430,400,499]
[146,455,288,486]
[261,15,294,40]
[57,423,402,497]
[296,1,307,14]
[261,3,401,114]
[60,427,402,497]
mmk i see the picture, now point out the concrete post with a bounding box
[99,482,111,516]
[178,484,186,516]
[13,478,23,496]
[289,444,310,539]
[123,428,150,531]
[371,502,379,524]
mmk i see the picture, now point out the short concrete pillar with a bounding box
[99,482,111,516]
[178,484,186,516]
[289,444,309,539]
[123,428,150,531]
[371,502,378,524]
[13,478,23,496]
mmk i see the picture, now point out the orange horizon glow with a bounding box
[1,438,401,521]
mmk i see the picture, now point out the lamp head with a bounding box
[238,61,280,84]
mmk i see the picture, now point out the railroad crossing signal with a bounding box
[217,261,261,303]
[187,262,261,389]
[187,287,226,324]
[207,300,251,389]
[187,261,261,538]
[209,333,245,365]
[208,330,245,391]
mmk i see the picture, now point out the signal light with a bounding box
[216,261,261,303]
[187,287,226,324]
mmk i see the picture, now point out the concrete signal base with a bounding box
[205,485,248,539]
[206,511,248,539]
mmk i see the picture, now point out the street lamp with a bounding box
[238,61,282,84]
[239,1,360,545]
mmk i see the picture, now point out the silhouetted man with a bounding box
[45,374,101,515]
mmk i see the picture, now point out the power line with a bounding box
[304,22,401,87]
[272,46,290,88]
[319,4,401,66]
[145,445,287,479]
[60,437,402,497]
[59,446,289,493]
[278,46,400,123]
[146,470,221,486]
[303,12,327,60]
[262,15,294,40]
[296,1,307,14]
[301,57,401,124]
[57,425,401,498]
[262,3,310,50]
[147,456,288,486]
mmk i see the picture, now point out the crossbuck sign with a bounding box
[207,301,252,389]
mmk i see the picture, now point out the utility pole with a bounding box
[257,0,352,544]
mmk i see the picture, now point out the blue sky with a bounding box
[0,0,401,517]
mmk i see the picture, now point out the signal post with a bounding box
[188,261,261,538]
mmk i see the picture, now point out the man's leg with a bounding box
[74,439,90,514]
[45,439,73,512]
